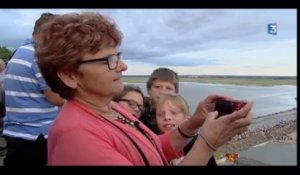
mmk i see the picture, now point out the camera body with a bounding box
[214,99,246,118]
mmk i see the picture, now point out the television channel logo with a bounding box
[268,23,277,35]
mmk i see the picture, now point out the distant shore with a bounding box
[123,76,297,86]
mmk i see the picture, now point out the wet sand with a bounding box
[215,108,297,165]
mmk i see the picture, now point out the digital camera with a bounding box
[214,99,246,118]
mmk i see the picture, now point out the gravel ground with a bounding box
[215,108,297,165]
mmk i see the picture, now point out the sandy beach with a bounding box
[0,108,297,166]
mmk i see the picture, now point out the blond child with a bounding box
[155,93,217,166]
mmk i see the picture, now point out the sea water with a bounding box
[130,82,297,117]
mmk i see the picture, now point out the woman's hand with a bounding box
[179,103,252,166]
[188,94,232,128]
[200,100,253,149]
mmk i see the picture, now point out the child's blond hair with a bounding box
[155,93,190,116]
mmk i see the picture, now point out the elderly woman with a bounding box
[36,12,253,165]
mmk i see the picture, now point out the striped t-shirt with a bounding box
[3,38,59,141]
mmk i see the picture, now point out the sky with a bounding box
[0,9,297,76]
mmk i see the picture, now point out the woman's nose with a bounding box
[118,59,128,71]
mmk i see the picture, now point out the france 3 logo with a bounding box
[268,23,277,35]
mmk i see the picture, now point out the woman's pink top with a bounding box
[48,99,181,165]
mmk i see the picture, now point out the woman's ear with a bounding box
[57,71,78,89]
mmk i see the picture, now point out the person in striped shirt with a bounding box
[2,12,65,165]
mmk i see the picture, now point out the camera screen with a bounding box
[214,100,234,117]
[214,99,246,118]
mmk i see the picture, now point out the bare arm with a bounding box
[44,89,65,106]
[169,94,231,152]
[167,94,253,165]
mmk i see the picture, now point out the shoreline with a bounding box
[123,76,297,86]
[215,108,297,165]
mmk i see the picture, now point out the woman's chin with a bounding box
[113,82,124,94]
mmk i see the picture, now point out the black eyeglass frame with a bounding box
[118,98,145,112]
[78,52,122,70]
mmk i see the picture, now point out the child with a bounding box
[155,93,217,166]
[140,67,179,133]
[113,85,145,119]
[155,93,189,134]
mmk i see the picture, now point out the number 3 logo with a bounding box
[268,23,277,35]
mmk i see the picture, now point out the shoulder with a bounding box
[52,101,107,136]
[9,45,35,65]
[18,39,35,53]
[12,39,36,60]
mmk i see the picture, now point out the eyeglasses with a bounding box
[119,99,144,112]
[78,52,122,70]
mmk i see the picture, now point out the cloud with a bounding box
[115,9,296,69]
[0,9,296,76]
[140,55,219,67]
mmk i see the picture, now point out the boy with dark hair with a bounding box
[140,67,179,134]
[140,67,217,166]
